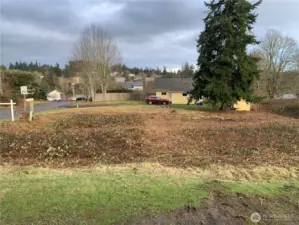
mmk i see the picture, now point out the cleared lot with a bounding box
[1,104,299,224]
[1,105,298,168]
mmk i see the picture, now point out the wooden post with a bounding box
[23,94,26,112]
[29,102,33,121]
[26,98,34,121]
[10,99,15,122]
[1,100,16,121]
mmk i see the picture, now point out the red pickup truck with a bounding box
[145,95,171,105]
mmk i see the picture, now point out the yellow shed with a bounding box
[155,78,193,104]
[234,99,251,111]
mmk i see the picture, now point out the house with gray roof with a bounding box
[155,78,194,104]
[124,81,143,91]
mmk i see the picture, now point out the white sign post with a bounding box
[20,86,28,112]
[10,100,15,122]
[0,100,16,121]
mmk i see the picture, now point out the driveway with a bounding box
[0,101,71,120]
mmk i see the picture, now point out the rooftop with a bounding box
[155,78,193,92]
[124,81,143,89]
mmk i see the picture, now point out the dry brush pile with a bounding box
[0,113,147,167]
[139,110,299,167]
[0,108,299,168]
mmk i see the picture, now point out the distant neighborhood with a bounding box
[0,58,298,108]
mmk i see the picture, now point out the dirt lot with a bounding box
[1,105,299,225]
[1,105,298,169]
[120,181,299,225]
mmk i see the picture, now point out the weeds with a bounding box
[0,113,145,166]
[0,107,298,168]
[53,113,142,129]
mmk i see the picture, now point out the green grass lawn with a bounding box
[1,167,298,225]
[170,102,213,111]
[72,101,212,110]
[0,169,207,225]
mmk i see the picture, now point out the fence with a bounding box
[94,92,153,102]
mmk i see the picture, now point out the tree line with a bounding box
[116,62,195,78]
[0,59,195,102]
[0,69,47,103]
[4,61,193,78]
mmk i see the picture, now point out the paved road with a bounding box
[0,101,71,120]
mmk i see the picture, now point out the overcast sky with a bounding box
[0,0,298,69]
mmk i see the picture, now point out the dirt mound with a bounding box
[120,183,299,225]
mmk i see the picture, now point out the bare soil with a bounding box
[118,182,299,225]
[0,106,299,168]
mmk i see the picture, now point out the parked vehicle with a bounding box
[145,95,171,105]
[69,97,87,101]
[75,97,87,101]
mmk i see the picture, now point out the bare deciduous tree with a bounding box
[255,29,299,98]
[72,24,121,101]
[295,53,299,71]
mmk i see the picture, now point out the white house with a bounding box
[115,77,126,83]
[47,90,62,101]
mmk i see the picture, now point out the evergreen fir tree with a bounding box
[156,67,161,74]
[162,66,167,76]
[9,63,14,70]
[29,62,34,71]
[53,63,62,77]
[180,62,195,78]
[191,0,262,109]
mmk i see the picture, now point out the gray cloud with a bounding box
[86,0,204,43]
[1,0,81,35]
[257,0,299,28]
[1,32,73,65]
[0,0,298,69]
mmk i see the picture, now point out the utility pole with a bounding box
[72,84,75,99]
